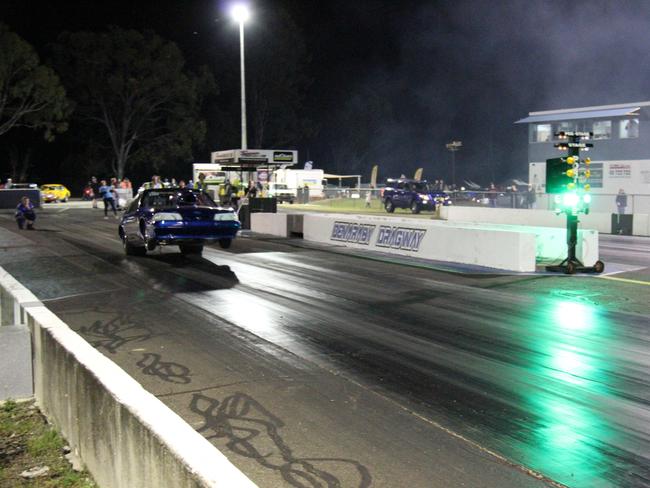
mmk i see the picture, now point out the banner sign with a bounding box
[609,163,631,179]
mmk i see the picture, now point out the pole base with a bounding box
[546,259,605,275]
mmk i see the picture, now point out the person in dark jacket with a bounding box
[15,196,36,230]
[616,189,628,215]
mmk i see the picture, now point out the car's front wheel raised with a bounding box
[218,239,232,249]
[179,244,203,256]
[123,237,146,256]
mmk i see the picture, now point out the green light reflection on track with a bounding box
[523,299,613,486]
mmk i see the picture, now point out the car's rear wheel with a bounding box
[218,238,232,249]
[123,237,146,256]
[179,244,203,256]
[384,199,395,213]
[411,200,421,214]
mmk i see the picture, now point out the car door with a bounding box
[121,195,141,242]
[393,182,404,207]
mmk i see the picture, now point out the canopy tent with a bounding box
[323,174,362,187]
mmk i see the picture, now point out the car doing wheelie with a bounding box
[118,188,240,256]
[382,178,452,214]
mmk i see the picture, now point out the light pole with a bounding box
[231,4,250,150]
[445,140,462,188]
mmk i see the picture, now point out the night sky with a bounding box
[3,0,650,186]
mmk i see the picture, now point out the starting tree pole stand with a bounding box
[545,131,605,275]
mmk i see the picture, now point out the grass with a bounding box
[0,399,97,487]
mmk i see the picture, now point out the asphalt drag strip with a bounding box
[2,208,650,488]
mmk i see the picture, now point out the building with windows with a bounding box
[516,101,650,212]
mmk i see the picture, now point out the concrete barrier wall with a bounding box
[303,214,538,271]
[633,214,650,237]
[251,212,289,237]
[302,213,599,271]
[440,206,612,234]
[0,267,257,488]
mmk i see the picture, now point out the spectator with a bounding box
[488,183,497,208]
[15,196,36,230]
[99,179,118,219]
[247,180,258,198]
[196,173,208,191]
[178,180,186,189]
[188,179,194,189]
[5,178,13,189]
[365,187,373,208]
[616,188,627,215]
[151,175,163,189]
[90,176,99,209]
[525,184,536,209]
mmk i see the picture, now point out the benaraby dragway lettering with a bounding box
[376,226,426,252]
[330,221,427,252]
[331,221,376,245]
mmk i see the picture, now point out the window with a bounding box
[592,120,611,140]
[553,121,576,135]
[532,124,552,142]
[620,118,639,139]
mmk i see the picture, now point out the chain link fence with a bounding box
[296,187,650,215]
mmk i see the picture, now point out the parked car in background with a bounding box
[267,183,296,203]
[382,178,452,214]
[118,188,240,257]
[40,184,71,203]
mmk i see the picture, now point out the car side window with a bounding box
[126,196,140,213]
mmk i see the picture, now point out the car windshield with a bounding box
[143,190,217,209]
[412,182,429,193]
[274,184,288,189]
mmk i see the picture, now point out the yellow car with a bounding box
[40,184,71,203]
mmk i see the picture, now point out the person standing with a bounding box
[525,184,536,209]
[99,179,118,219]
[195,173,207,191]
[488,183,497,208]
[90,176,99,209]
[616,188,627,215]
[15,196,36,230]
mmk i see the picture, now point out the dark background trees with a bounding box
[0,23,70,180]
[3,1,650,190]
[51,27,209,182]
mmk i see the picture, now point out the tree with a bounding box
[52,27,207,180]
[0,23,69,140]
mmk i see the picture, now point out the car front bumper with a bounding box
[152,220,240,245]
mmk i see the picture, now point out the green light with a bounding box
[583,194,591,204]
[563,193,579,207]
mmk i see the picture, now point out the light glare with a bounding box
[231,4,250,23]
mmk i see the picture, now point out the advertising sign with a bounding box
[609,163,632,179]
[273,151,295,163]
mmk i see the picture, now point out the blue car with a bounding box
[382,178,452,214]
[118,188,240,256]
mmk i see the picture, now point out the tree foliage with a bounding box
[0,23,69,140]
[52,27,209,179]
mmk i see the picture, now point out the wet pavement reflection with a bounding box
[3,213,648,488]
[184,250,650,488]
